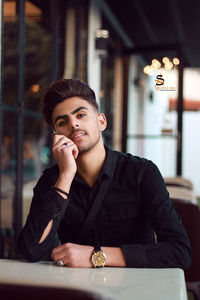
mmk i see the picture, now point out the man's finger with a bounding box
[52,134,73,146]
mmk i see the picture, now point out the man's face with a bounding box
[52,97,107,153]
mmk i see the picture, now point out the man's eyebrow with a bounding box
[71,106,88,115]
[54,106,88,125]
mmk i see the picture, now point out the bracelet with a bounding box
[51,186,70,197]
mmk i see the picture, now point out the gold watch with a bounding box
[91,245,106,268]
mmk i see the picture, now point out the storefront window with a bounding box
[100,15,124,149]
[0,0,65,258]
[64,0,89,82]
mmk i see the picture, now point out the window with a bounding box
[0,0,65,258]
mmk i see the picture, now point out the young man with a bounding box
[18,78,191,269]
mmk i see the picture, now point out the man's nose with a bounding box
[68,117,79,129]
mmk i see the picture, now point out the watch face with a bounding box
[92,251,106,267]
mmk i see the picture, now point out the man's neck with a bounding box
[76,142,106,187]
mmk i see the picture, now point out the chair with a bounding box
[164,176,194,191]
[165,176,197,204]
[167,186,197,204]
[172,199,200,300]
[0,283,112,300]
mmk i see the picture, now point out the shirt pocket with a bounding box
[109,203,138,222]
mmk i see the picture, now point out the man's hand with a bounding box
[51,243,93,268]
[52,134,78,179]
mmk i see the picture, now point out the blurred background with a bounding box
[0,0,200,265]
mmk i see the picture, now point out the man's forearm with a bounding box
[102,247,126,267]
[39,219,53,244]
[51,243,126,267]
[38,173,74,244]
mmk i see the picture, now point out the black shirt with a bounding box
[18,146,191,269]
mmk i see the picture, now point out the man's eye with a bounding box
[58,121,65,127]
[78,113,86,118]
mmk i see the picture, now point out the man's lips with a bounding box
[70,131,86,141]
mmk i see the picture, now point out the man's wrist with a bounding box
[91,245,106,268]
[101,247,126,267]
[51,186,70,198]
[58,171,75,183]
[54,173,74,197]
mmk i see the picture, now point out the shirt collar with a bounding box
[101,145,118,178]
[74,145,119,183]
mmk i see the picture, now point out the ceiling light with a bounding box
[143,65,154,75]
[151,59,161,69]
[164,62,173,70]
[30,84,40,93]
[173,57,180,65]
[162,57,169,64]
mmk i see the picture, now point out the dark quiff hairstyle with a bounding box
[42,78,99,127]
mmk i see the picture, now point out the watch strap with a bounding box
[94,244,101,252]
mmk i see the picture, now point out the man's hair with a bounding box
[42,78,99,126]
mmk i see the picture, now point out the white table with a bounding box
[0,259,187,300]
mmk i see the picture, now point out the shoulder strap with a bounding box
[76,152,118,242]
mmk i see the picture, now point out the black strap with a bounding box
[76,176,112,242]
[76,152,118,242]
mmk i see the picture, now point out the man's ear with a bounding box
[98,113,107,132]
